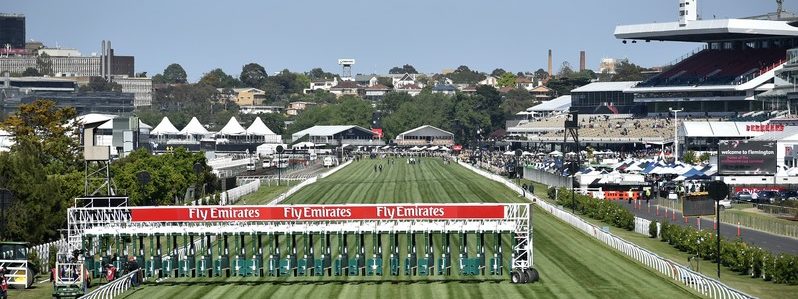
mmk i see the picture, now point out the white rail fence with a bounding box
[221,179,261,205]
[80,269,140,299]
[459,161,754,299]
[268,160,353,205]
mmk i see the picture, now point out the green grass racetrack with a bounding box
[118,158,699,299]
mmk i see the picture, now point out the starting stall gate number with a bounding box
[130,204,507,222]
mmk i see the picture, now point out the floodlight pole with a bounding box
[669,108,683,163]
[564,110,580,214]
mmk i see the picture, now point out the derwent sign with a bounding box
[129,204,505,222]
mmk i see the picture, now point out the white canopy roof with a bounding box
[151,117,180,135]
[246,117,276,136]
[218,117,247,136]
[180,117,209,135]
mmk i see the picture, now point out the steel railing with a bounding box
[459,161,754,299]
[80,269,140,299]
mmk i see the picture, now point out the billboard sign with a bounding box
[718,140,776,175]
[130,204,506,223]
[683,194,716,216]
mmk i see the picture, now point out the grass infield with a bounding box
[110,158,698,299]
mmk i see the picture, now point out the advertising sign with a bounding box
[718,140,776,175]
[683,195,716,216]
[130,204,506,223]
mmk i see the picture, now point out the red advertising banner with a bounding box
[130,204,506,222]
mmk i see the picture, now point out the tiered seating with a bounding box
[638,48,785,87]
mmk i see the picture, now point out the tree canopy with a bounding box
[490,68,507,77]
[199,68,240,89]
[162,63,188,84]
[445,65,486,84]
[389,64,418,74]
[497,72,517,88]
[79,76,122,92]
[240,63,268,88]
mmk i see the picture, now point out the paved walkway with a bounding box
[616,200,798,255]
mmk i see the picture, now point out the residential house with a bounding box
[392,73,421,89]
[354,74,380,87]
[217,88,266,106]
[478,76,498,87]
[240,105,284,115]
[394,83,423,97]
[329,80,362,98]
[431,83,457,95]
[516,76,535,91]
[529,85,553,101]
[459,85,477,94]
[365,84,391,101]
[286,101,317,116]
[304,77,338,93]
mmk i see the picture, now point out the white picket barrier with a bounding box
[221,179,261,205]
[80,269,140,299]
[268,160,352,205]
[459,161,755,299]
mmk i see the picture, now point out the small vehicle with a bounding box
[733,191,752,202]
[755,190,778,204]
[273,158,289,169]
[52,260,86,299]
[246,162,256,171]
[0,242,34,289]
[262,160,272,168]
[323,157,335,167]
[777,190,798,201]
[718,198,732,210]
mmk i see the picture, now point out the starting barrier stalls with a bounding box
[66,203,538,283]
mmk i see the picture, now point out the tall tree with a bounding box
[22,67,40,77]
[491,68,507,77]
[611,60,646,81]
[389,64,418,74]
[533,68,549,80]
[447,65,486,84]
[35,53,53,76]
[240,63,268,88]
[199,68,240,88]
[557,61,574,78]
[307,68,337,80]
[497,72,517,88]
[80,76,122,92]
[163,63,188,84]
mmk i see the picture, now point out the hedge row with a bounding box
[660,222,798,285]
[551,187,635,231]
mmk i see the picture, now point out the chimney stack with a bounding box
[579,51,586,71]
[106,40,112,79]
[547,49,553,78]
[100,40,105,79]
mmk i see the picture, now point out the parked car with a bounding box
[733,191,752,202]
[777,190,798,201]
[755,190,778,204]
[246,162,256,171]
[718,198,732,210]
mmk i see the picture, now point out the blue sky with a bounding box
[5,0,793,81]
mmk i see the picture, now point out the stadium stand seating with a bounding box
[637,48,786,87]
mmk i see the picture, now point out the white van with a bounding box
[323,156,335,167]
[273,158,289,169]
[262,160,272,168]
[246,162,256,171]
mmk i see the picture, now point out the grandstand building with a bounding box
[614,1,798,116]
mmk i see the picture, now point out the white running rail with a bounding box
[79,269,140,299]
[459,161,754,299]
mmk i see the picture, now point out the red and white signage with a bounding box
[130,204,506,223]
[453,144,463,151]
[746,124,785,132]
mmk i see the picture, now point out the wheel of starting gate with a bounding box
[520,269,530,283]
[510,270,522,284]
[525,268,539,283]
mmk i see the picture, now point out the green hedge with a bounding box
[555,187,635,231]
[660,222,798,285]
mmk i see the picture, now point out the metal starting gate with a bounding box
[65,199,538,283]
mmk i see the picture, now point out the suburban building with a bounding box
[239,105,284,114]
[478,76,498,87]
[529,85,553,101]
[217,88,266,106]
[394,83,423,96]
[286,101,316,116]
[0,14,25,50]
[516,76,535,91]
[304,77,337,93]
[113,76,152,107]
[329,80,361,98]
[431,83,457,95]
[364,84,391,101]
[395,125,455,147]
[291,125,384,146]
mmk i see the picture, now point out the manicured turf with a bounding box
[116,158,698,299]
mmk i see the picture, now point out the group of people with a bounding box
[0,266,8,299]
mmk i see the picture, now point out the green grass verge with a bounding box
[112,158,698,299]
[523,180,798,299]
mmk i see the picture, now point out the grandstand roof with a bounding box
[750,126,798,141]
[572,81,639,93]
[526,95,571,112]
[680,121,763,138]
[397,125,453,139]
[614,19,798,42]
[291,125,373,140]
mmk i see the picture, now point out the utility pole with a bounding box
[669,107,683,163]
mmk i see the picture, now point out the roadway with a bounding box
[616,200,798,255]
